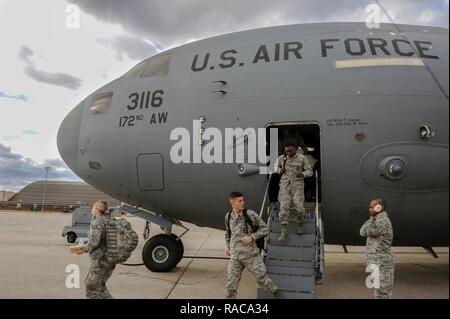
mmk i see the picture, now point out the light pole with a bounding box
[41,166,51,213]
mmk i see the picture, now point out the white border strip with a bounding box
[335,58,425,69]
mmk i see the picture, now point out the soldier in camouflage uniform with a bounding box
[224,192,280,299]
[276,141,313,241]
[74,201,116,299]
[360,199,395,299]
[279,127,307,155]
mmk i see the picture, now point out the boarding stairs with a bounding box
[257,171,325,299]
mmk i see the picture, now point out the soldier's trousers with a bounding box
[85,257,116,299]
[226,254,277,299]
[374,263,395,299]
[278,182,305,225]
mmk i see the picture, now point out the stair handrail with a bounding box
[259,174,274,255]
[314,170,325,279]
[315,170,320,268]
[315,170,320,228]
[259,174,272,221]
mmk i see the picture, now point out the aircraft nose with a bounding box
[57,101,84,172]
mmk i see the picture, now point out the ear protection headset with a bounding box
[373,200,386,213]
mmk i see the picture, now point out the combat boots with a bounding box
[296,222,304,234]
[278,224,288,242]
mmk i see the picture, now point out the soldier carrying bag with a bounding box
[226,209,265,251]
[105,216,139,265]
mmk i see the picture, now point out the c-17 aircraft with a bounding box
[57,22,448,297]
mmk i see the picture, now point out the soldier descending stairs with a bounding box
[257,171,325,299]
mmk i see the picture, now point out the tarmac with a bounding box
[0,210,448,299]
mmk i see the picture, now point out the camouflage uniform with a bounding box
[224,209,277,299]
[359,212,395,299]
[276,153,313,225]
[82,214,116,299]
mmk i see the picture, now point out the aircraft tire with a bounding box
[142,234,182,272]
[170,233,184,257]
[66,232,77,243]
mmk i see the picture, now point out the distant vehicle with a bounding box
[62,207,126,243]
[62,206,91,243]
[62,205,79,213]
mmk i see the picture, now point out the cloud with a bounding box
[22,129,39,135]
[100,68,108,79]
[375,0,449,27]
[0,142,80,191]
[18,45,83,90]
[68,0,449,49]
[23,67,84,90]
[41,158,67,169]
[18,45,34,61]
[0,90,28,102]
[97,34,158,61]
[1,136,20,142]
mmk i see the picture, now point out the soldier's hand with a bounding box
[240,236,254,245]
[70,246,84,255]
[279,168,286,175]
[296,172,304,178]
[225,248,230,257]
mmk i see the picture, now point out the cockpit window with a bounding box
[89,92,113,115]
[124,54,171,78]
[124,61,146,78]
[140,54,171,77]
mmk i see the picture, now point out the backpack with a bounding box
[226,209,265,251]
[105,217,139,265]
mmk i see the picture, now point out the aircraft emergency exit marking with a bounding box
[191,38,439,72]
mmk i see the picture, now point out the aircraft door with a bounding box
[137,153,165,191]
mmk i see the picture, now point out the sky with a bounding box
[0,0,448,191]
